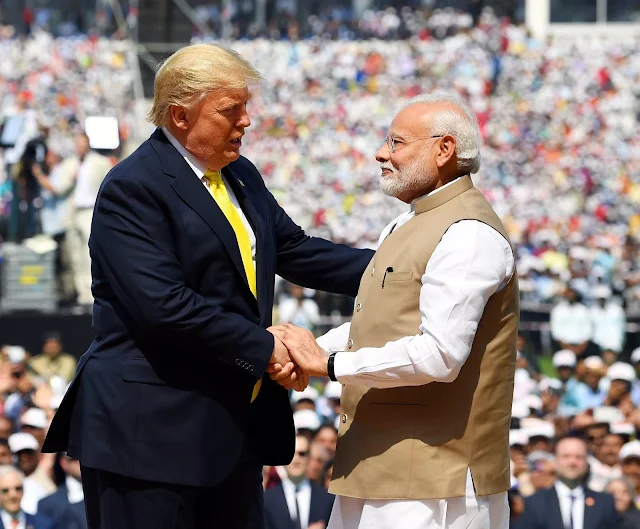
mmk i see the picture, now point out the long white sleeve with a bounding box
[317,322,351,353]
[333,220,515,388]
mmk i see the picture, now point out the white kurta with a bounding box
[316,182,514,529]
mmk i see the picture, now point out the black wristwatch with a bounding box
[328,352,338,382]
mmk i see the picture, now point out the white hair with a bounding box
[0,465,24,482]
[403,93,482,174]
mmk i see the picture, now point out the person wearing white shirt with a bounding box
[269,94,517,528]
[589,287,626,354]
[278,284,321,332]
[264,435,334,529]
[550,288,593,350]
[0,465,53,529]
[518,437,619,529]
[67,133,112,306]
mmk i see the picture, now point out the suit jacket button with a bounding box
[356,303,362,312]
[235,359,241,366]
[249,365,254,372]
[347,339,353,349]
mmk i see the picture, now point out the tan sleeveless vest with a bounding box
[329,176,519,500]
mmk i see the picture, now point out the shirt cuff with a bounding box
[333,352,357,382]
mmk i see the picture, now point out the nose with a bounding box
[375,142,389,163]
[237,107,251,128]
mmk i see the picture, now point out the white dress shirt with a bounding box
[555,481,584,529]
[0,509,26,529]
[162,128,257,270]
[317,182,515,388]
[281,478,312,529]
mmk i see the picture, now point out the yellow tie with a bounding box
[204,170,261,402]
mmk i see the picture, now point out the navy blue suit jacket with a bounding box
[264,482,334,529]
[0,513,54,529]
[42,129,374,487]
[37,486,87,529]
[519,486,619,529]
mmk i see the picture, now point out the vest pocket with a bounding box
[379,271,413,282]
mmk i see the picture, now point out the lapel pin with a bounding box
[585,497,595,507]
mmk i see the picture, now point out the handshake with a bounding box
[265,323,330,392]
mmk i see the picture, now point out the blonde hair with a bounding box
[147,43,263,127]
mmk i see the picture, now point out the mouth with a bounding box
[381,169,394,177]
[230,137,243,149]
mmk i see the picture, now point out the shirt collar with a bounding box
[283,477,311,492]
[1,510,24,524]
[161,127,208,180]
[555,480,584,498]
[409,176,462,212]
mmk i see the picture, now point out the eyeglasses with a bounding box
[0,486,23,494]
[385,135,443,153]
[296,450,309,457]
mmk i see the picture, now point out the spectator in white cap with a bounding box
[553,349,585,413]
[293,410,321,442]
[509,431,533,494]
[620,440,640,507]
[7,433,51,515]
[603,363,636,418]
[575,356,607,411]
[19,408,48,447]
[319,381,342,423]
[588,428,624,492]
[290,386,319,413]
[540,378,563,419]
[590,285,626,355]
[550,287,593,353]
[523,420,555,455]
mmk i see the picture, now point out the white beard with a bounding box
[379,157,434,199]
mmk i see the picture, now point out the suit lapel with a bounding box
[150,130,253,299]
[547,488,565,529]
[223,165,268,319]
[583,490,597,529]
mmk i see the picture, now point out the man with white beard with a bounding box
[269,93,519,529]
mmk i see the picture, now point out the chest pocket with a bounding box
[381,270,413,283]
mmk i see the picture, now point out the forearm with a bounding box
[333,333,466,388]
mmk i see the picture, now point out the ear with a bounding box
[168,105,190,131]
[435,135,456,168]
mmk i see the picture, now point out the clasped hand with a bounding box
[266,323,330,392]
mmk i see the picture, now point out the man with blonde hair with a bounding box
[271,93,519,528]
[42,43,372,529]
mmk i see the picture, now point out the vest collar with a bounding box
[414,175,473,215]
